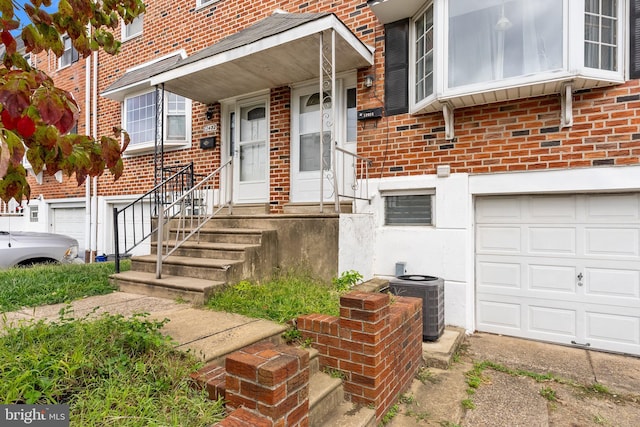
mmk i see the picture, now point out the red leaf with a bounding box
[36,95,64,126]
[1,110,16,130]
[55,108,76,134]
[16,116,36,138]
[1,30,16,55]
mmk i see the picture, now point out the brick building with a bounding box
[5,0,640,356]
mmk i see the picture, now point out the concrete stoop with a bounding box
[110,225,277,304]
[423,326,466,369]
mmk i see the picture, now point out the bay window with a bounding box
[376,0,627,114]
[447,0,563,88]
[124,90,191,154]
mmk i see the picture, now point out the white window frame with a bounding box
[122,89,192,155]
[409,0,626,114]
[58,35,79,69]
[382,189,435,227]
[122,14,144,41]
[195,0,221,10]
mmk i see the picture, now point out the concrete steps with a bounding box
[111,225,277,304]
[307,348,376,427]
[112,270,225,305]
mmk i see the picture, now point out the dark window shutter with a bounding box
[384,19,409,116]
[630,0,640,79]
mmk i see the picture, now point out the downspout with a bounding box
[84,30,92,263]
[90,49,99,262]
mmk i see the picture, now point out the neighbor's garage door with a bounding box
[52,207,86,251]
[476,194,640,356]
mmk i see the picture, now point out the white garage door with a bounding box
[52,207,86,252]
[476,194,640,356]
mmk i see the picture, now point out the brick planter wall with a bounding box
[297,291,423,422]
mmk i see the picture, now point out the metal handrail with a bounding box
[113,163,194,273]
[155,158,233,279]
[336,146,372,204]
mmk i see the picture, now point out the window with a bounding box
[376,0,626,115]
[123,14,143,40]
[29,206,39,223]
[447,0,563,89]
[414,4,434,103]
[585,0,617,71]
[166,93,186,139]
[123,90,191,153]
[59,35,79,68]
[196,0,220,8]
[298,92,331,171]
[384,193,434,226]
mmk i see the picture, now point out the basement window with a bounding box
[384,191,434,226]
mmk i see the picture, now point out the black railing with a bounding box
[113,163,194,273]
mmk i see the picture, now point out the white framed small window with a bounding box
[30,205,39,223]
[196,0,220,9]
[123,90,191,154]
[414,2,434,104]
[59,35,79,68]
[383,190,434,226]
[122,14,144,40]
[584,0,617,71]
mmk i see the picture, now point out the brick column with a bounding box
[298,291,423,422]
[224,341,310,427]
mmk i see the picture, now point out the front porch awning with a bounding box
[149,12,375,104]
[102,52,186,101]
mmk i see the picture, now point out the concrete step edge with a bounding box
[308,371,344,424]
[313,401,376,427]
[111,271,225,292]
[132,255,243,269]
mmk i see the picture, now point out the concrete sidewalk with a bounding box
[2,291,287,364]
[389,332,640,426]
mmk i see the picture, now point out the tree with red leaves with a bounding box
[0,0,145,203]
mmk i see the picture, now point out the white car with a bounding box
[0,231,82,268]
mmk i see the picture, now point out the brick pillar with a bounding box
[298,291,423,422]
[224,341,310,427]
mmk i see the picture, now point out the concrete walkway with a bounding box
[389,332,640,426]
[2,291,287,363]
[4,292,640,426]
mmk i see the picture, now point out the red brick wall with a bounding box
[359,82,640,178]
[223,341,310,427]
[25,1,640,205]
[297,291,423,422]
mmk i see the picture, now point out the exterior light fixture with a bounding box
[364,75,375,88]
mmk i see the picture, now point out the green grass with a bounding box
[206,269,341,323]
[0,309,224,426]
[0,261,128,312]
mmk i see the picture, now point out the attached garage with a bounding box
[51,206,86,252]
[475,194,640,356]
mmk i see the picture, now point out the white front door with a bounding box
[475,194,640,356]
[291,77,357,202]
[225,98,269,204]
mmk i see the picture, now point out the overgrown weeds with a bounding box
[206,268,341,323]
[0,261,129,312]
[0,308,224,426]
